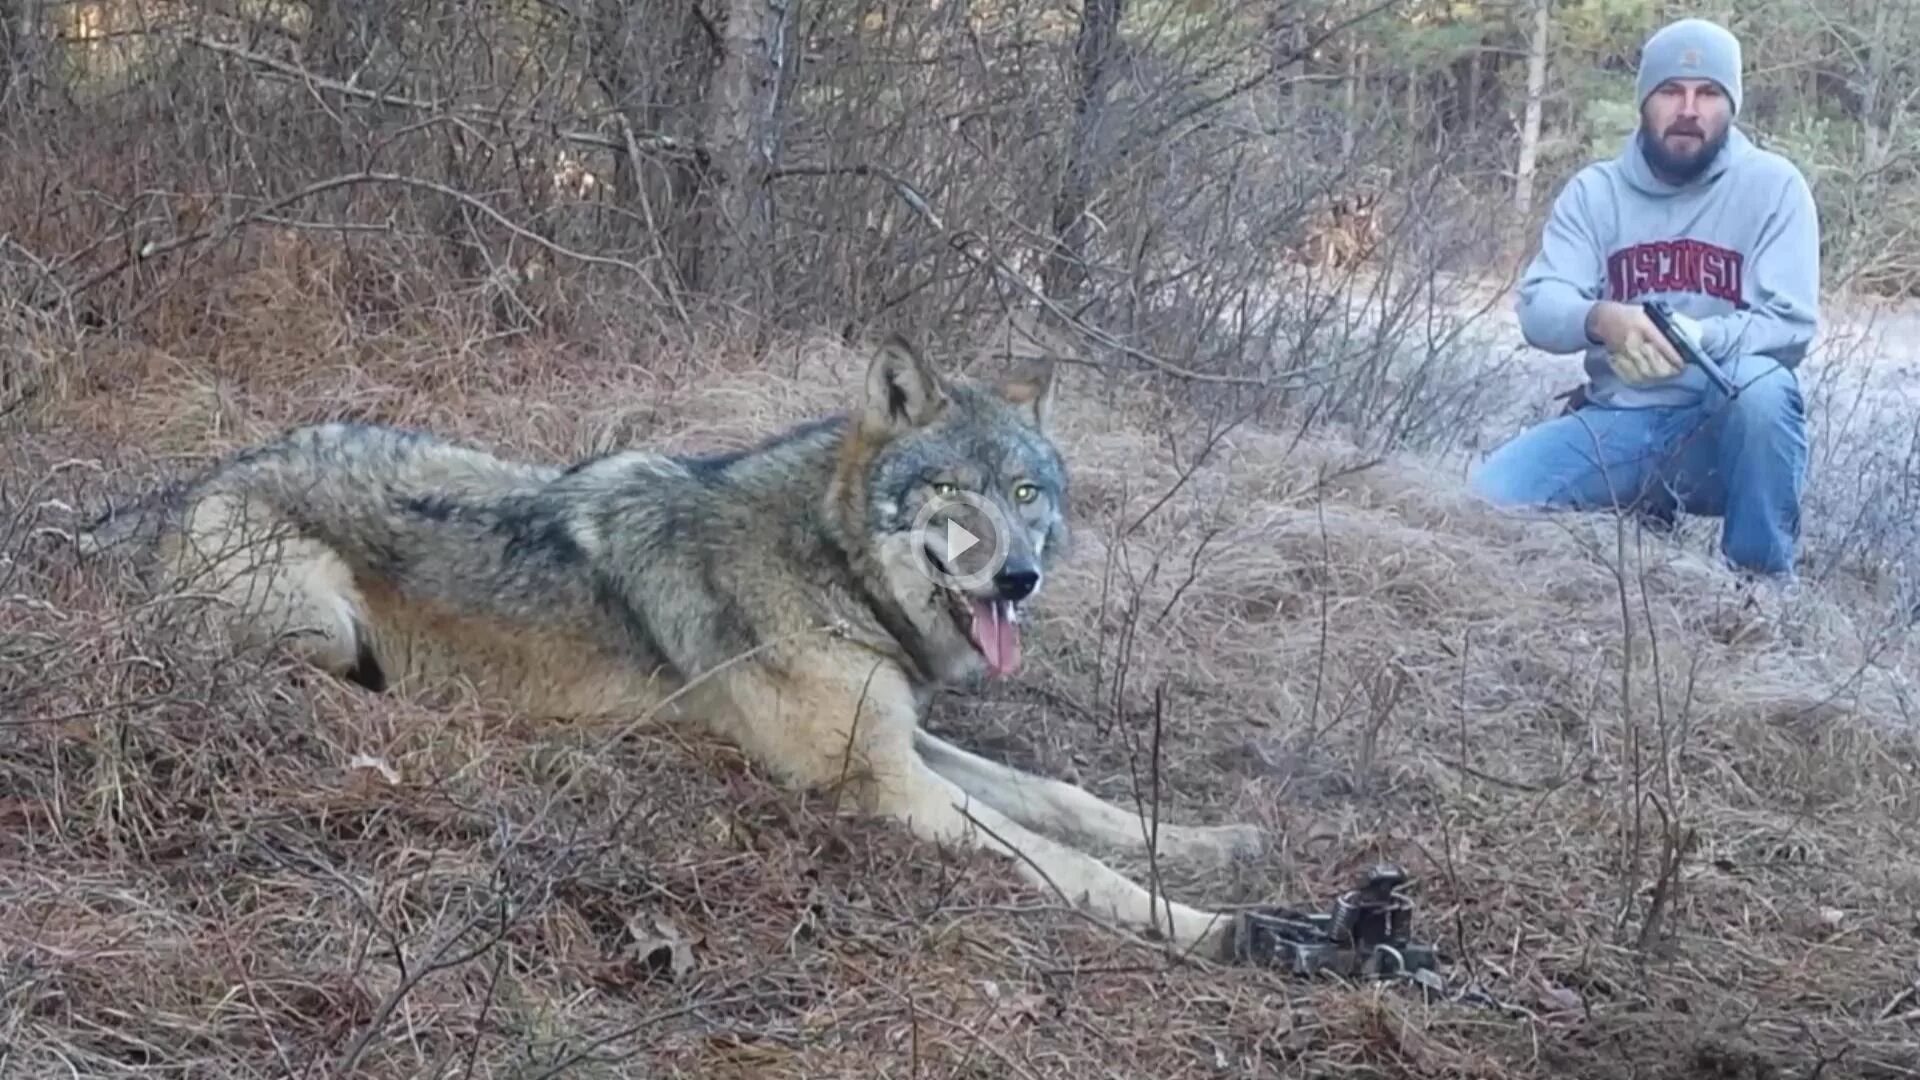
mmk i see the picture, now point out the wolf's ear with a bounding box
[997,360,1057,431]
[864,335,949,433]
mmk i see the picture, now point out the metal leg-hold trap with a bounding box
[1231,863,1442,985]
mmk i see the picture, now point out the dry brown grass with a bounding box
[4,241,1920,1079]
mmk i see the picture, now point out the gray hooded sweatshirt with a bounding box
[1513,124,1823,409]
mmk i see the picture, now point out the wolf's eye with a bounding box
[931,481,959,498]
[1013,482,1040,504]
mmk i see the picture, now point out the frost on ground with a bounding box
[2,264,1917,1078]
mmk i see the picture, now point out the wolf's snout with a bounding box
[994,561,1039,602]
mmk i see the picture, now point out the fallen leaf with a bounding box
[628,910,699,981]
[347,753,400,786]
[1534,977,1582,1015]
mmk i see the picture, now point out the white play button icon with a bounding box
[946,519,979,561]
[910,489,1012,592]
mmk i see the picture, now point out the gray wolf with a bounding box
[78,336,1266,957]
[1469,16,1815,579]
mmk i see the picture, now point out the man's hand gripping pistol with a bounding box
[1643,300,1740,400]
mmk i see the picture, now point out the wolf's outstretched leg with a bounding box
[882,752,1236,956]
[914,730,1264,867]
[707,655,1235,956]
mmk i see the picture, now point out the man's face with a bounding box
[1639,77,1732,183]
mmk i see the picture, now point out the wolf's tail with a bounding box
[74,480,188,558]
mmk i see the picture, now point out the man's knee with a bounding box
[1469,465,1524,508]
[1469,430,1549,507]
[1468,413,1621,509]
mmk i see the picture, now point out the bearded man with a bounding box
[1471,17,1821,585]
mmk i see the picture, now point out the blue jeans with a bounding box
[1469,359,1808,577]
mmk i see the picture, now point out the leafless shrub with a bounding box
[0,0,1527,451]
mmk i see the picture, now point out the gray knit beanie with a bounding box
[1636,18,1743,115]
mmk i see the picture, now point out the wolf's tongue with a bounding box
[970,598,1022,677]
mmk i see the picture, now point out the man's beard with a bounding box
[1639,121,1728,184]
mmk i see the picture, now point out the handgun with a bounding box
[1643,300,1738,399]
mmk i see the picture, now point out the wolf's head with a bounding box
[831,335,1070,685]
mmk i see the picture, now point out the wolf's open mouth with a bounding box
[923,545,1025,677]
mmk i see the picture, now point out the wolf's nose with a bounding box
[994,564,1039,602]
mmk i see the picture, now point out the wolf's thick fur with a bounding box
[80,337,1264,956]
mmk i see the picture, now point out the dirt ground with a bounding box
[3,258,1918,1078]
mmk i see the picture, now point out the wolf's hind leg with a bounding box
[164,491,377,686]
[913,730,1264,867]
